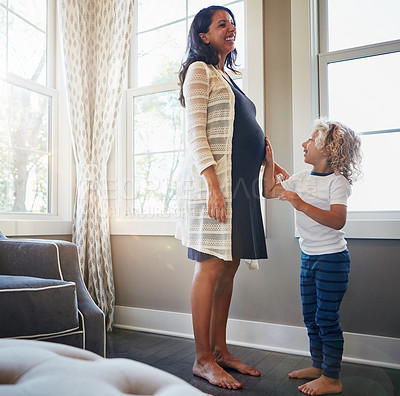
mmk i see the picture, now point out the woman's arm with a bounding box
[183,62,216,174]
[279,191,347,230]
[184,63,226,223]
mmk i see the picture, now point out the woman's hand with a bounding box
[207,187,227,223]
[265,136,274,165]
[265,136,290,183]
[201,165,227,223]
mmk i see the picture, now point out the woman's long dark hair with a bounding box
[178,6,240,107]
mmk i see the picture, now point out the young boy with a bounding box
[263,119,362,395]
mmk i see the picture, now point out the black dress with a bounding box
[188,78,267,261]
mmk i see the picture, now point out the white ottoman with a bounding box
[0,339,205,395]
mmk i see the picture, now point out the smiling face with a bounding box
[302,130,332,172]
[199,9,236,63]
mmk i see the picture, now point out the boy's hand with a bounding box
[274,163,290,183]
[280,191,347,230]
[279,191,305,211]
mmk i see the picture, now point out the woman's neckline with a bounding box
[215,67,232,84]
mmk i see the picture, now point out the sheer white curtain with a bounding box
[58,0,134,330]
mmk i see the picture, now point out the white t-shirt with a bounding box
[281,170,351,255]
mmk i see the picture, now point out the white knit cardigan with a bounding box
[175,61,235,260]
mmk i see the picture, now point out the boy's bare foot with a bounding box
[214,351,261,376]
[298,375,343,395]
[288,366,322,379]
[193,359,243,389]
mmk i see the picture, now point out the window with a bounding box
[319,0,400,213]
[0,0,56,214]
[291,0,400,238]
[0,0,73,236]
[114,0,264,235]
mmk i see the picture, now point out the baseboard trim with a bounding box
[114,305,400,370]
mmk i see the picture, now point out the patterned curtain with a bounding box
[58,0,134,330]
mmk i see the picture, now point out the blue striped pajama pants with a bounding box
[300,250,350,379]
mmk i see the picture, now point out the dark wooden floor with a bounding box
[107,328,400,396]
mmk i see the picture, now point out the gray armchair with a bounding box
[0,231,105,356]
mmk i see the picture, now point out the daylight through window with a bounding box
[318,0,400,212]
[0,0,54,214]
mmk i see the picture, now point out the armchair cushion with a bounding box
[0,275,78,339]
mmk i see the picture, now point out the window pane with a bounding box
[14,149,48,213]
[132,89,184,217]
[9,0,47,31]
[0,148,10,212]
[137,21,186,86]
[138,0,186,32]
[8,13,47,84]
[348,132,400,212]
[0,84,50,213]
[0,7,6,75]
[9,84,49,152]
[327,52,400,133]
[133,91,184,154]
[328,0,400,51]
[0,0,51,215]
[0,80,8,146]
[133,152,183,216]
[0,148,49,213]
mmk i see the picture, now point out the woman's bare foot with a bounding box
[214,351,261,376]
[193,359,243,389]
[288,366,322,379]
[298,375,343,395]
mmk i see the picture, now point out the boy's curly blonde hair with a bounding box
[313,118,362,185]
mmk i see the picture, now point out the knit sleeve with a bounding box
[183,61,217,175]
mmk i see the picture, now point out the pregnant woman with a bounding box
[175,5,288,390]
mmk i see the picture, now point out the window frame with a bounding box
[111,0,265,236]
[291,0,400,239]
[0,0,73,236]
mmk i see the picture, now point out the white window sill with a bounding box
[3,216,398,239]
[0,219,73,236]
[344,211,400,239]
